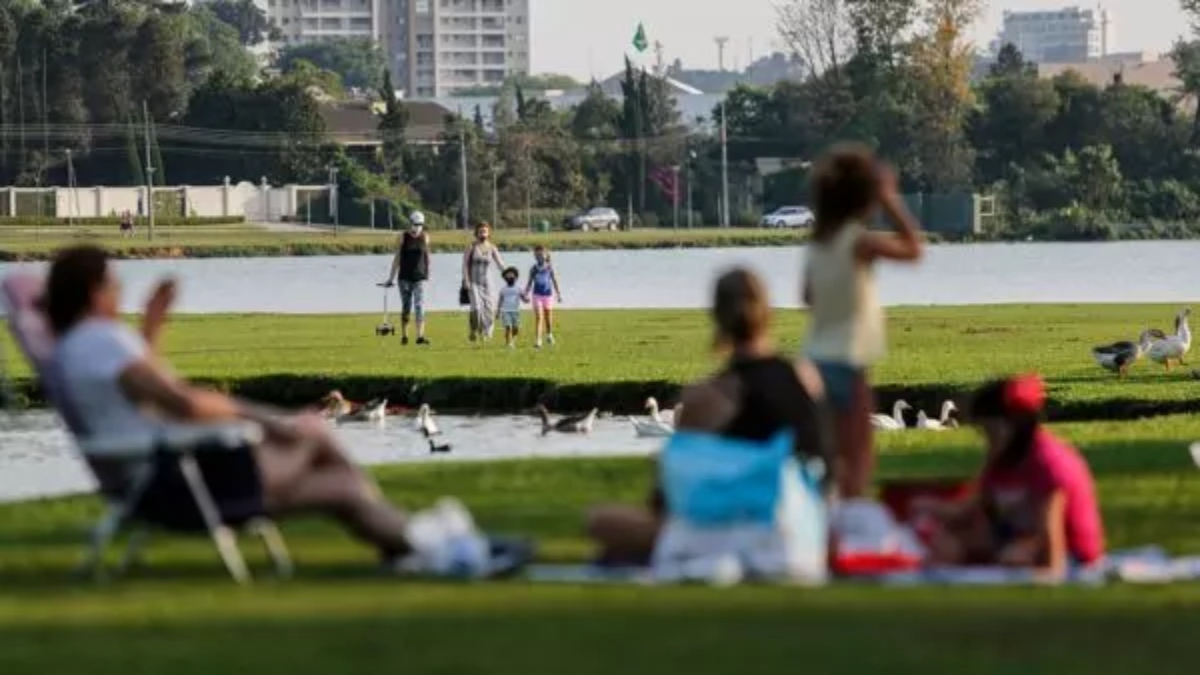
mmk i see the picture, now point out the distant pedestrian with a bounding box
[462,222,505,342]
[119,210,134,238]
[524,245,562,349]
[803,143,924,499]
[382,211,431,345]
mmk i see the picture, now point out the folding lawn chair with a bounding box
[1,272,292,584]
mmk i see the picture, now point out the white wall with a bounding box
[2,184,333,221]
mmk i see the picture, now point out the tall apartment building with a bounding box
[263,0,385,45]
[387,0,531,98]
[998,6,1113,64]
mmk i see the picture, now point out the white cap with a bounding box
[410,211,426,226]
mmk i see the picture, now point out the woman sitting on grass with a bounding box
[43,245,512,576]
[586,268,832,566]
[918,375,1105,575]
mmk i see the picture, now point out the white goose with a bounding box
[629,397,675,438]
[1146,308,1192,370]
[340,398,388,424]
[871,400,911,431]
[415,404,441,438]
[917,401,959,431]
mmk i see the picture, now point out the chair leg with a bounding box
[177,454,252,584]
[117,527,150,575]
[249,518,294,579]
[73,504,124,580]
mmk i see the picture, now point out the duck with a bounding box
[871,400,911,431]
[538,405,598,435]
[629,397,675,438]
[415,404,441,438]
[320,390,354,419]
[428,438,452,454]
[338,398,388,424]
[1146,308,1192,370]
[1093,330,1163,377]
[917,401,959,431]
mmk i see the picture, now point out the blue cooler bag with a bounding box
[653,430,828,584]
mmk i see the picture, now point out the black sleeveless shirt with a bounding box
[398,231,428,282]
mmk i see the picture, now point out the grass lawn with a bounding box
[0,225,805,260]
[3,305,1195,417]
[1,417,1200,673]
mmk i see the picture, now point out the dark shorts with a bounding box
[812,361,865,412]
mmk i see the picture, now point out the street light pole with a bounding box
[671,165,681,230]
[143,100,155,241]
[328,165,339,234]
[720,99,730,228]
[492,166,499,226]
[686,151,695,229]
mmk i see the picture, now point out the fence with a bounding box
[0,181,334,222]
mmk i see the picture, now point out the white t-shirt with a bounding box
[54,319,161,438]
[803,224,886,367]
[498,286,524,312]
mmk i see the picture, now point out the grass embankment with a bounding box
[3,304,1193,419]
[2,418,1200,673]
[0,225,806,260]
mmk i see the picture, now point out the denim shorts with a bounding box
[812,361,864,412]
[398,280,425,322]
[501,310,521,329]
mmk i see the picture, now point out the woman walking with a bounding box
[461,222,506,342]
[381,211,431,345]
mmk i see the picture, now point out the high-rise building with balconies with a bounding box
[997,6,1113,64]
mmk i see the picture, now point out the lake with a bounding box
[3,241,1198,314]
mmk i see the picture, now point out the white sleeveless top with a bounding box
[803,224,885,367]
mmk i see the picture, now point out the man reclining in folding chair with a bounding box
[5,245,530,582]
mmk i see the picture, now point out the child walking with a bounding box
[917,375,1105,576]
[803,143,924,499]
[525,245,562,349]
[497,266,526,349]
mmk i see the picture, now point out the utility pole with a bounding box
[65,148,75,230]
[327,165,339,233]
[143,100,155,241]
[671,165,681,229]
[458,109,469,228]
[687,150,696,229]
[491,165,499,226]
[715,36,729,72]
[720,99,730,228]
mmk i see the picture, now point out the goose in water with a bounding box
[630,397,675,438]
[1146,308,1192,370]
[1093,329,1163,377]
[871,400,912,431]
[428,438,452,454]
[539,405,598,435]
[917,401,959,431]
[339,398,388,424]
[320,390,354,419]
[415,404,441,438]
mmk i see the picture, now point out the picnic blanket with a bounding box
[525,547,1200,587]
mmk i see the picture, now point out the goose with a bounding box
[871,400,912,431]
[629,398,674,438]
[428,438,452,454]
[917,401,959,431]
[1093,330,1163,377]
[415,404,441,438]
[538,405,598,435]
[338,398,388,424]
[320,390,354,419]
[1146,308,1192,370]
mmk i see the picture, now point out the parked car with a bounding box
[761,206,815,229]
[564,207,621,231]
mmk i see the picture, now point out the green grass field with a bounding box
[3,305,1194,417]
[0,224,805,260]
[2,417,1200,674]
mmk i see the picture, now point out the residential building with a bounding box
[998,6,1113,64]
[262,0,385,44]
[1037,56,1182,105]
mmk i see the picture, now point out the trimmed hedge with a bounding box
[0,215,247,227]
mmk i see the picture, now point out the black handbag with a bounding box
[459,285,470,306]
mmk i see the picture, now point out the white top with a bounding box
[803,224,886,367]
[498,286,524,312]
[54,319,161,438]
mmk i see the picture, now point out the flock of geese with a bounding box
[1092,308,1192,377]
[870,400,960,432]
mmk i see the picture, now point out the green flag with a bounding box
[632,22,648,53]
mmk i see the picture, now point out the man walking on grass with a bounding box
[382,211,432,345]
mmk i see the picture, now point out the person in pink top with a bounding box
[920,375,1105,574]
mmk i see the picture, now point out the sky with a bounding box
[532,0,1189,78]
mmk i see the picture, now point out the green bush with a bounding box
[0,215,245,228]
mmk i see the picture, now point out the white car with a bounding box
[761,206,815,229]
[565,207,620,231]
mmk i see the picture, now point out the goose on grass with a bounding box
[917,401,959,431]
[1092,329,1162,377]
[1146,308,1192,370]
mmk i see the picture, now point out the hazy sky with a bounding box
[533,0,1188,78]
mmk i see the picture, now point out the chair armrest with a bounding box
[78,423,265,458]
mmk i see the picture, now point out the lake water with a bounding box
[0,410,659,503]
[3,241,1198,313]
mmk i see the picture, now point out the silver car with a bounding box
[761,206,815,229]
[565,207,621,231]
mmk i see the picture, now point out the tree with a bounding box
[278,38,386,90]
[205,0,277,46]
[775,0,854,81]
[990,42,1035,78]
[971,66,1059,185]
[131,12,189,121]
[377,69,408,186]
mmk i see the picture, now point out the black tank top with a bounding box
[398,231,428,282]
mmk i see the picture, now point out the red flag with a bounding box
[650,166,679,203]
